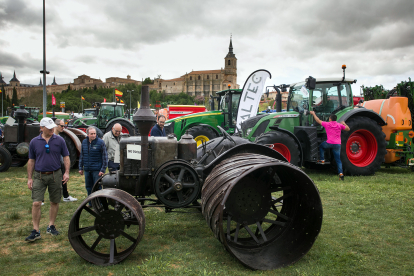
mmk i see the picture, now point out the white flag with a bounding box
[236,69,272,129]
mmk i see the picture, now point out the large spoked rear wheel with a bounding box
[341,116,386,175]
[68,189,145,266]
[202,154,322,270]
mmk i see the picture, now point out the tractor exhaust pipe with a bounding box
[133,86,157,196]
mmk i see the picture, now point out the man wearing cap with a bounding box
[25,118,70,242]
[103,123,122,173]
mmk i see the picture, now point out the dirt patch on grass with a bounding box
[41,242,61,253]
[170,264,181,269]
[1,247,11,255]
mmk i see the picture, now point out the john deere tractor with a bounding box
[164,88,242,146]
[240,65,388,175]
[68,102,135,136]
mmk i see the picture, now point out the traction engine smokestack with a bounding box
[133,86,157,196]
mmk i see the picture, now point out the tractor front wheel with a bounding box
[187,126,217,147]
[255,131,300,166]
[0,146,12,172]
[340,116,386,175]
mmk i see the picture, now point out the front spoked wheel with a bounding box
[68,189,145,266]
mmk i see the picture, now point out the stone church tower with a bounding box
[150,37,239,96]
[224,38,237,83]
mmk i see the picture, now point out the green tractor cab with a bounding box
[164,89,242,146]
[68,102,135,136]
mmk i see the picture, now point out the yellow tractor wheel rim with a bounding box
[194,135,210,147]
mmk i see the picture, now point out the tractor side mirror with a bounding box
[306,76,316,90]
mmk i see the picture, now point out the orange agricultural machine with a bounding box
[362,79,414,169]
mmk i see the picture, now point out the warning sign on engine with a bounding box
[127,144,141,160]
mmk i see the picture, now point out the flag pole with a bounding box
[81,95,83,113]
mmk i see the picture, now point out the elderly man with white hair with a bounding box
[103,123,122,173]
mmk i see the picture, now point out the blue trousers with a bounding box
[319,141,343,174]
[84,170,100,197]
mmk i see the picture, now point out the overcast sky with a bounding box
[1,0,413,95]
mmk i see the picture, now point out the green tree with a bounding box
[142,77,152,85]
[12,87,19,107]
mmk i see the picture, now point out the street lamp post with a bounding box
[40,0,49,118]
[127,90,134,119]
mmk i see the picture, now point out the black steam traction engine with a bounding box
[68,87,323,270]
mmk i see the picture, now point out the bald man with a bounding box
[103,123,122,173]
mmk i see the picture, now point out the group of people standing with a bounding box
[25,118,123,242]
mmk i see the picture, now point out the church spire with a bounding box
[39,78,43,86]
[225,36,236,58]
[10,70,19,82]
[52,76,57,85]
[0,72,6,84]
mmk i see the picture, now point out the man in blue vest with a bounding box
[79,127,108,203]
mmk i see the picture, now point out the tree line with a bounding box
[1,81,209,114]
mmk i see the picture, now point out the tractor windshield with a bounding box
[84,109,95,117]
[220,92,241,127]
[287,85,310,112]
[312,82,352,116]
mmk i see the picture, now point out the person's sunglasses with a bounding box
[59,124,65,128]
[45,144,50,154]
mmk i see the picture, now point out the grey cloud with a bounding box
[0,0,57,29]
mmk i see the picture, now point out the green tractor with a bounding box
[0,106,41,124]
[68,102,135,136]
[164,88,242,146]
[240,66,388,175]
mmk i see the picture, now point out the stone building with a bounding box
[149,38,239,96]
[1,38,238,99]
[0,72,141,99]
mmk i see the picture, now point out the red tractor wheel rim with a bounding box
[121,126,129,134]
[271,143,291,162]
[346,130,377,167]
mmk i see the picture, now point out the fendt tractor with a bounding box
[0,106,86,172]
[241,66,414,174]
[68,86,323,270]
[68,102,136,136]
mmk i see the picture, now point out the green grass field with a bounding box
[0,166,413,276]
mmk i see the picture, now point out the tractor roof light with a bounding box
[342,64,347,69]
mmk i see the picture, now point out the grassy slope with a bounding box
[0,166,413,276]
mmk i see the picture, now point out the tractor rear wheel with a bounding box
[0,146,12,172]
[255,131,300,166]
[188,125,217,147]
[341,116,386,175]
[60,132,78,169]
[106,121,134,136]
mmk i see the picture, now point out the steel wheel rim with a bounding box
[68,189,145,266]
[194,135,209,147]
[346,129,378,167]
